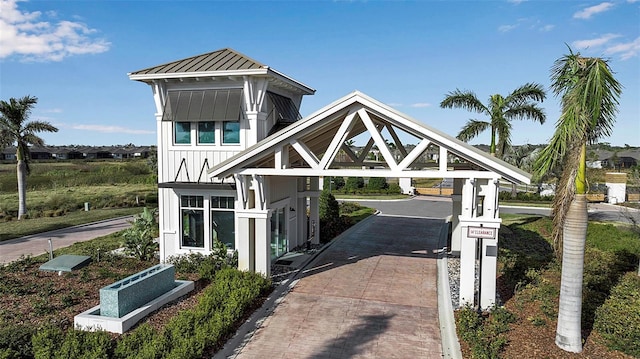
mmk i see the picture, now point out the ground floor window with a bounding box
[270,207,288,259]
[181,195,204,248]
[211,196,235,249]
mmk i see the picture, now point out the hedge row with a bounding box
[594,272,640,357]
[29,268,271,359]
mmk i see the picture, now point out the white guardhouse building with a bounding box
[130,48,531,309]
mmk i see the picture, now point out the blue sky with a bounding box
[1,0,638,147]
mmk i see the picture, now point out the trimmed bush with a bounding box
[344,177,364,193]
[456,305,516,359]
[319,191,339,222]
[367,177,388,191]
[0,323,35,358]
[594,272,640,357]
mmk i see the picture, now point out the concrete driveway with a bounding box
[232,214,444,359]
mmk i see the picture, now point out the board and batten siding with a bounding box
[162,149,241,183]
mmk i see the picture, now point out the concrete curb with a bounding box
[213,212,379,359]
[437,220,463,359]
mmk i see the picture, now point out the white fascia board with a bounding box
[234,168,502,179]
[128,69,270,82]
[267,68,316,95]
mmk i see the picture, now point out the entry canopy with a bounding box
[209,91,531,184]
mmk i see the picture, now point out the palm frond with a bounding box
[456,120,491,142]
[507,82,547,104]
[440,90,489,114]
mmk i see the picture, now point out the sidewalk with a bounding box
[0,216,132,265]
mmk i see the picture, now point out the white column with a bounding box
[245,111,259,147]
[309,177,320,244]
[480,237,498,309]
[450,178,464,254]
[459,234,477,306]
[255,214,271,277]
[459,177,478,307]
[236,216,254,272]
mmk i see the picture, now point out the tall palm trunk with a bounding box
[17,160,27,219]
[556,144,588,352]
[555,194,587,352]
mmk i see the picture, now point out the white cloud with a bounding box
[386,102,403,107]
[539,24,555,32]
[498,24,518,33]
[69,124,155,135]
[0,0,110,61]
[507,0,527,4]
[410,103,431,108]
[40,108,63,114]
[627,0,639,3]
[572,33,621,49]
[605,37,640,60]
[573,2,614,19]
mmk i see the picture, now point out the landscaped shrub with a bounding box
[157,268,270,358]
[582,247,637,328]
[113,323,164,359]
[344,177,364,193]
[0,323,35,358]
[367,177,388,191]
[32,325,112,359]
[456,305,516,359]
[594,272,640,357]
[386,183,401,194]
[323,176,344,191]
[319,191,339,222]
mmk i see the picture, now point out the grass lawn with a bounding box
[335,193,409,200]
[458,213,640,359]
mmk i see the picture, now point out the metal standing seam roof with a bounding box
[129,48,266,75]
[128,48,315,95]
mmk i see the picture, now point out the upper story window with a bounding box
[198,121,215,144]
[175,122,191,144]
[223,122,240,144]
[164,89,243,146]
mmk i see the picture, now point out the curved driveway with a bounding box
[233,199,445,359]
[0,216,132,265]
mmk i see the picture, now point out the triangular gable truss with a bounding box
[209,91,531,184]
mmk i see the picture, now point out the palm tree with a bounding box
[440,83,546,158]
[534,48,622,353]
[0,96,58,219]
[504,144,540,197]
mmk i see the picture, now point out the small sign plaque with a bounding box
[467,226,496,239]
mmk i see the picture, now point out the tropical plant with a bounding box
[0,95,58,219]
[534,47,622,353]
[503,144,540,197]
[440,83,546,158]
[122,207,159,261]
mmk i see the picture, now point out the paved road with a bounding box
[0,216,133,265]
[232,214,444,359]
[500,202,640,224]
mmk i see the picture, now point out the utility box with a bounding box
[606,172,627,204]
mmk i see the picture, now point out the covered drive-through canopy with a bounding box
[208,90,531,310]
[208,91,531,185]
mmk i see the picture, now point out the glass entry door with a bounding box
[270,207,288,260]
